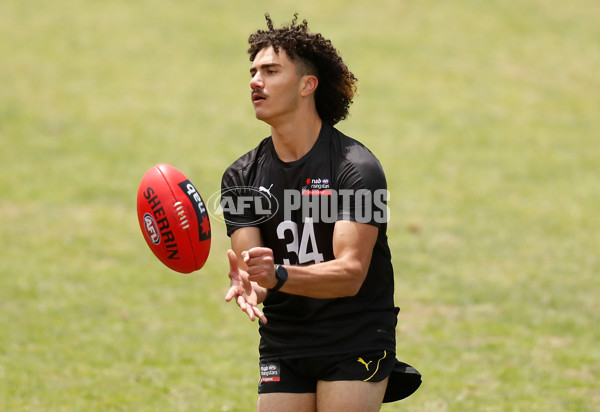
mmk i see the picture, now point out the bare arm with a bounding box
[244,220,378,299]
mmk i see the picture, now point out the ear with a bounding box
[299,75,319,97]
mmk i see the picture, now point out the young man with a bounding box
[221,14,421,412]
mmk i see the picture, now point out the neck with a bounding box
[270,113,323,162]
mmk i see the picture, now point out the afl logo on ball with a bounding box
[143,213,161,245]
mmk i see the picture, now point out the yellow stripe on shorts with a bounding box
[363,350,387,382]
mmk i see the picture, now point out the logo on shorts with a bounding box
[359,351,388,382]
[357,357,373,371]
[259,362,281,383]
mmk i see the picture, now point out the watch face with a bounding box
[276,265,288,280]
[275,265,282,280]
[272,265,287,292]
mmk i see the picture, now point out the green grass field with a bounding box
[1,0,599,410]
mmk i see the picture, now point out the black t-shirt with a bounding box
[221,123,399,359]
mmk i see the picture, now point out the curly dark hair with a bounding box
[248,13,357,126]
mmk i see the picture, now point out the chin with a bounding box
[254,111,272,124]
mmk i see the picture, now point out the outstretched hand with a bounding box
[224,249,267,324]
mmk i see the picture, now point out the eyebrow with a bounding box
[250,63,283,74]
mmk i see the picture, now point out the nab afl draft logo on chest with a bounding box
[302,177,331,195]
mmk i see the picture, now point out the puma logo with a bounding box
[357,358,372,371]
[259,184,273,198]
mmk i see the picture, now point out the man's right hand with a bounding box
[225,249,268,324]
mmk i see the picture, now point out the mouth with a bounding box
[252,91,267,104]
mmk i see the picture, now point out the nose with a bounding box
[250,72,263,90]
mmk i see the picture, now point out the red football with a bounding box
[136,164,211,273]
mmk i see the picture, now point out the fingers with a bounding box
[243,247,274,280]
[225,285,267,323]
[240,247,274,270]
[243,298,256,321]
[241,250,250,264]
[254,306,268,324]
[225,286,251,316]
[224,285,239,302]
[227,249,239,274]
[244,247,274,260]
[237,293,266,323]
[245,303,267,323]
[236,295,250,314]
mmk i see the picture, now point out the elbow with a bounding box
[343,283,362,297]
[340,263,368,297]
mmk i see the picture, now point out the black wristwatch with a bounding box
[271,264,288,292]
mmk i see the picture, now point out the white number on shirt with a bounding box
[276,217,324,265]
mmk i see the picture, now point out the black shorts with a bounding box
[258,350,395,394]
[258,350,422,403]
